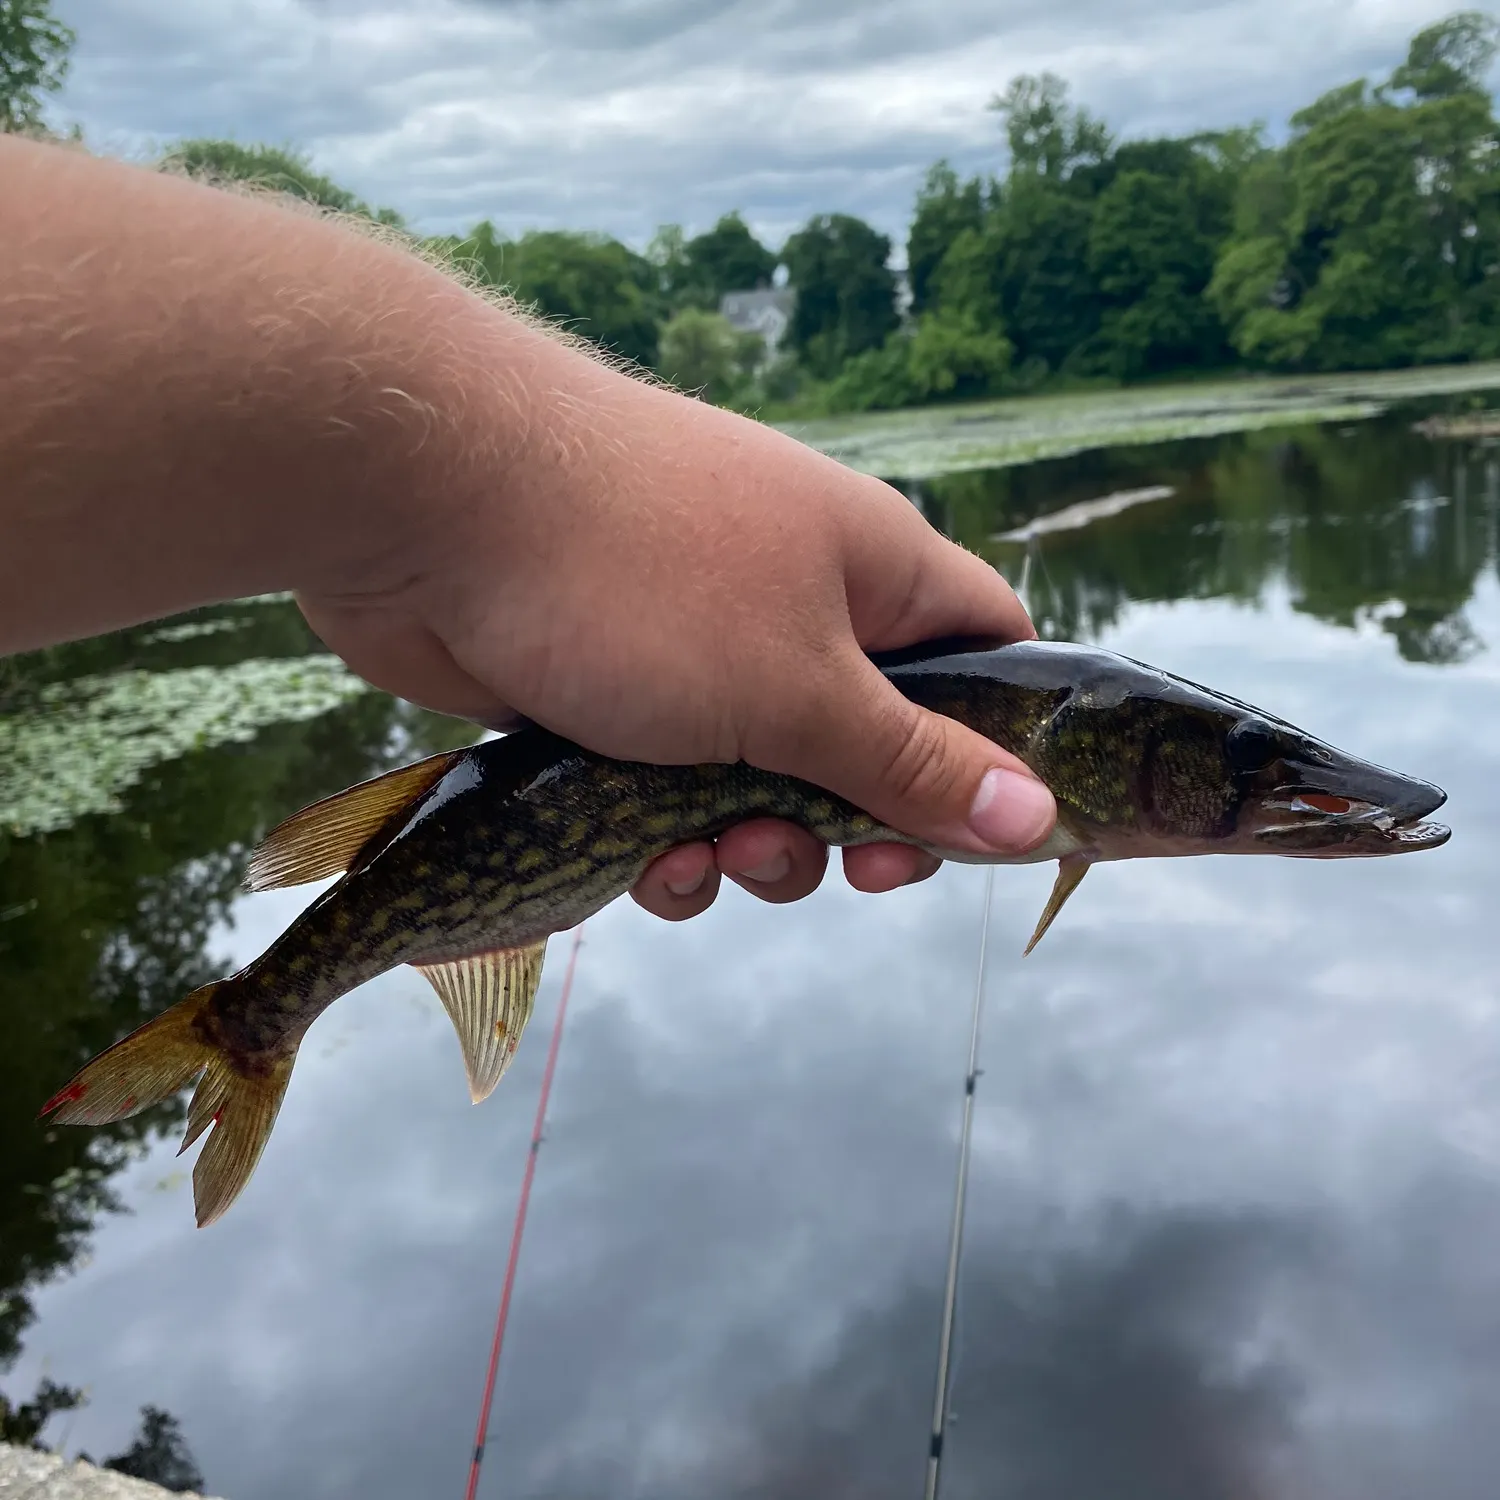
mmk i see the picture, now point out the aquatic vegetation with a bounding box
[1414,413,1500,440]
[779,363,1500,479]
[142,618,249,644]
[0,656,369,838]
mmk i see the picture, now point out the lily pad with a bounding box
[0,656,370,838]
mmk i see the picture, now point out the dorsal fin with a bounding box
[244,748,466,892]
[414,942,548,1102]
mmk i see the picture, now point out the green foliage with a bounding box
[901,226,1014,403]
[781,213,900,377]
[125,14,1500,414]
[657,307,764,403]
[907,162,986,316]
[437,222,661,369]
[0,1378,82,1447]
[158,139,404,225]
[0,0,72,132]
[0,655,370,837]
[654,212,777,311]
[907,309,1013,400]
[1210,18,1500,373]
[987,173,1103,378]
[1087,140,1239,378]
[989,72,1112,181]
[102,1405,205,1493]
[1388,10,1498,99]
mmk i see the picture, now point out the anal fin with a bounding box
[1024,853,1092,956]
[414,941,548,1103]
[245,748,466,892]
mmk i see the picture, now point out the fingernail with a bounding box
[968,768,1055,852]
[666,870,707,897]
[741,853,792,885]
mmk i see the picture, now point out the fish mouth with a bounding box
[1251,786,1451,857]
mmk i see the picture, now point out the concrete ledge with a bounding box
[0,1444,225,1499]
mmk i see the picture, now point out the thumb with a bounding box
[764,652,1057,858]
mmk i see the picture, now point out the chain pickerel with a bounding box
[42,638,1450,1227]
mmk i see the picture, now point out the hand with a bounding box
[298,344,1056,920]
[0,138,1055,920]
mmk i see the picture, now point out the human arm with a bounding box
[0,135,1055,913]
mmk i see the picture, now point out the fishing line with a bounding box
[463,924,585,1500]
[922,865,994,1500]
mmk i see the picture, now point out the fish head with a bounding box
[1047,662,1453,861]
[1213,710,1450,858]
[873,637,1451,864]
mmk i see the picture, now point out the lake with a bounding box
[3,402,1500,1499]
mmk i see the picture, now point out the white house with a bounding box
[719,287,797,362]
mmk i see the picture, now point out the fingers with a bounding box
[629,824,942,920]
[843,844,942,892]
[716,821,828,903]
[756,651,1056,860]
[630,842,722,921]
[772,487,1055,857]
[841,482,1036,651]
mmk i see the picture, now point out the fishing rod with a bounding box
[922,858,996,1500]
[463,924,585,1500]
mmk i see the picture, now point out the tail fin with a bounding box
[40,983,296,1228]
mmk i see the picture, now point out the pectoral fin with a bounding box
[245,748,466,892]
[1024,853,1092,956]
[414,941,548,1102]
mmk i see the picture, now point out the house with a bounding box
[719,287,797,362]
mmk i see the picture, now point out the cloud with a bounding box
[50,0,1487,250]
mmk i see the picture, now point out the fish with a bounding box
[41,637,1450,1228]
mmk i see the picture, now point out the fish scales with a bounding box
[41,637,1451,1228]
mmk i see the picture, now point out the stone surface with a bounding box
[0,1445,224,1499]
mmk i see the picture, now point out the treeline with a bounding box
[5,7,1498,414]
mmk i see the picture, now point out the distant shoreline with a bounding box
[776,361,1500,481]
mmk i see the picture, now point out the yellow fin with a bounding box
[40,981,297,1228]
[1023,853,1092,955]
[414,941,548,1103]
[245,748,465,892]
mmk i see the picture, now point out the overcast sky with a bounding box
[48,0,1495,255]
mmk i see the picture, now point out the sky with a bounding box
[47,0,1495,255]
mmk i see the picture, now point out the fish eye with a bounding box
[1226,717,1280,774]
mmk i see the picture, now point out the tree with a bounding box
[906,226,1013,398]
[0,1378,83,1447]
[159,140,405,225]
[647,214,776,313]
[683,212,777,305]
[656,307,763,403]
[988,173,1104,378]
[103,1406,205,1494]
[1387,9,1498,100]
[1209,17,1500,371]
[906,161,986,316]
[646,222,690,303]
[988,72,1111,182]
[0,0,73,132]
[440,224,662,369]
[780,213,899,377]
[1087,139,1239,378]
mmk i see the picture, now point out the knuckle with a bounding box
[875,705,964,811]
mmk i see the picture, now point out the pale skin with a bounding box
[0,135,1057,918]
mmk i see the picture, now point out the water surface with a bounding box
[3,411,1499,1498]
